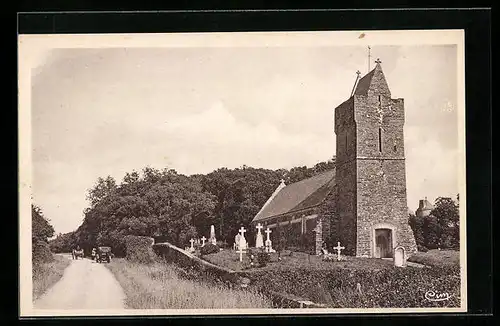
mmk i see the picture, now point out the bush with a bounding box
[243,265,461,308]
[32,239,53,265]
[124,235,157,264]
[256,251,271,267]
[200,243,219,255]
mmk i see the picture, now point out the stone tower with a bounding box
[334,60,417,257]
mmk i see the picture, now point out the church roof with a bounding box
[353,62,390,97]
[252,169,336,223]
[354,68,376,95]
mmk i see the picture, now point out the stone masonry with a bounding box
[333,62,417,257]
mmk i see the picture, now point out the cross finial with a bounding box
[375,58,382,64]
[356,70,361,77]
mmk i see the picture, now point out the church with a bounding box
[251,60,417,258]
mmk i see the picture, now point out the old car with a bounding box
[72,247,84,260]
[96,246,112,263]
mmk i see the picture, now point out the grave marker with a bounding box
[333,242,345,261]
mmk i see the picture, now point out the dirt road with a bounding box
[34,255,126,310]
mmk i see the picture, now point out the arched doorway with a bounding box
[374,228,393,258]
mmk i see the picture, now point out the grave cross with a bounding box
[237,227,247,262]
[201,236,206,247]
[256,223,263,233]
[189,238,195,249]
[265,228,272,241]
[333,241,345,261]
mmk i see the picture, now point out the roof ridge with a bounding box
[283,168,335,188]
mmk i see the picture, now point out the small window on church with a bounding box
[378,95,381,106]
[393,144,397,152]
[378,128,382,152]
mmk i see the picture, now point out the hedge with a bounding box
[241,265,461,308]
[124,235,157,264]
[32,239,53,265]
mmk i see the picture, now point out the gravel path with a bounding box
[34,255,125,310]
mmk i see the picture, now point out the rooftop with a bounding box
[252,169,336,223]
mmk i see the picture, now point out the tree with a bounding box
[431,196,460,249]
[408,211,426,251]
[32,204,55,263]
[32,205,55,242]
[86,176,117,207]
[423,214,440,249]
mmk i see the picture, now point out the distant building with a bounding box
[415,198,435,218]
[252,60,417,258]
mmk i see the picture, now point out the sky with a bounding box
[30,41,460,234]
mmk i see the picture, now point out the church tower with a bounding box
[334,60,417,257]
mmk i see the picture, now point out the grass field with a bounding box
[202,249,394,272]
[407,249,460,268]
[32,254,71,301]
[105,258,273,309]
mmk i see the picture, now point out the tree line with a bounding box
[49,159,336,256]
[48,156,459,256]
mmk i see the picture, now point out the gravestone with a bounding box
[189,238,195,253]
[237,227,247,262]
[394,246,406,267]
[264,228,273,253]
[209,225,217,245]
[234,233,241,250]
[333,242,345,261]
[255,223,264,248]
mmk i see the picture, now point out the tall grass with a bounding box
[32,254,71,300]
[106,258,273,309]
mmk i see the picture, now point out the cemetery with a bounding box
[153,222,460,308]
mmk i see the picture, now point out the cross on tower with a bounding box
[356,70,361,77]
[333,241,345,261]
[375,58,382,64]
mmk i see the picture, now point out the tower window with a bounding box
[378,95,381,106]
[393,144,397,152]
[378,128,382,152]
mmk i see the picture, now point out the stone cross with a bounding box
[333,242,345,261]
[238,227,247,262]
[237,245,245,262]
[265,228,272,241]
[255,223,264,248]
[189,238,195,250]
[201,236,206,247]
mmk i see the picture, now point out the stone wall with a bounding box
[356,159,416,256]
[332,64,417,257]
[352,68,417,256]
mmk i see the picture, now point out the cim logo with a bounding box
[425,290,451,302]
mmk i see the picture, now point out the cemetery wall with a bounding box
[152,242,241,285]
